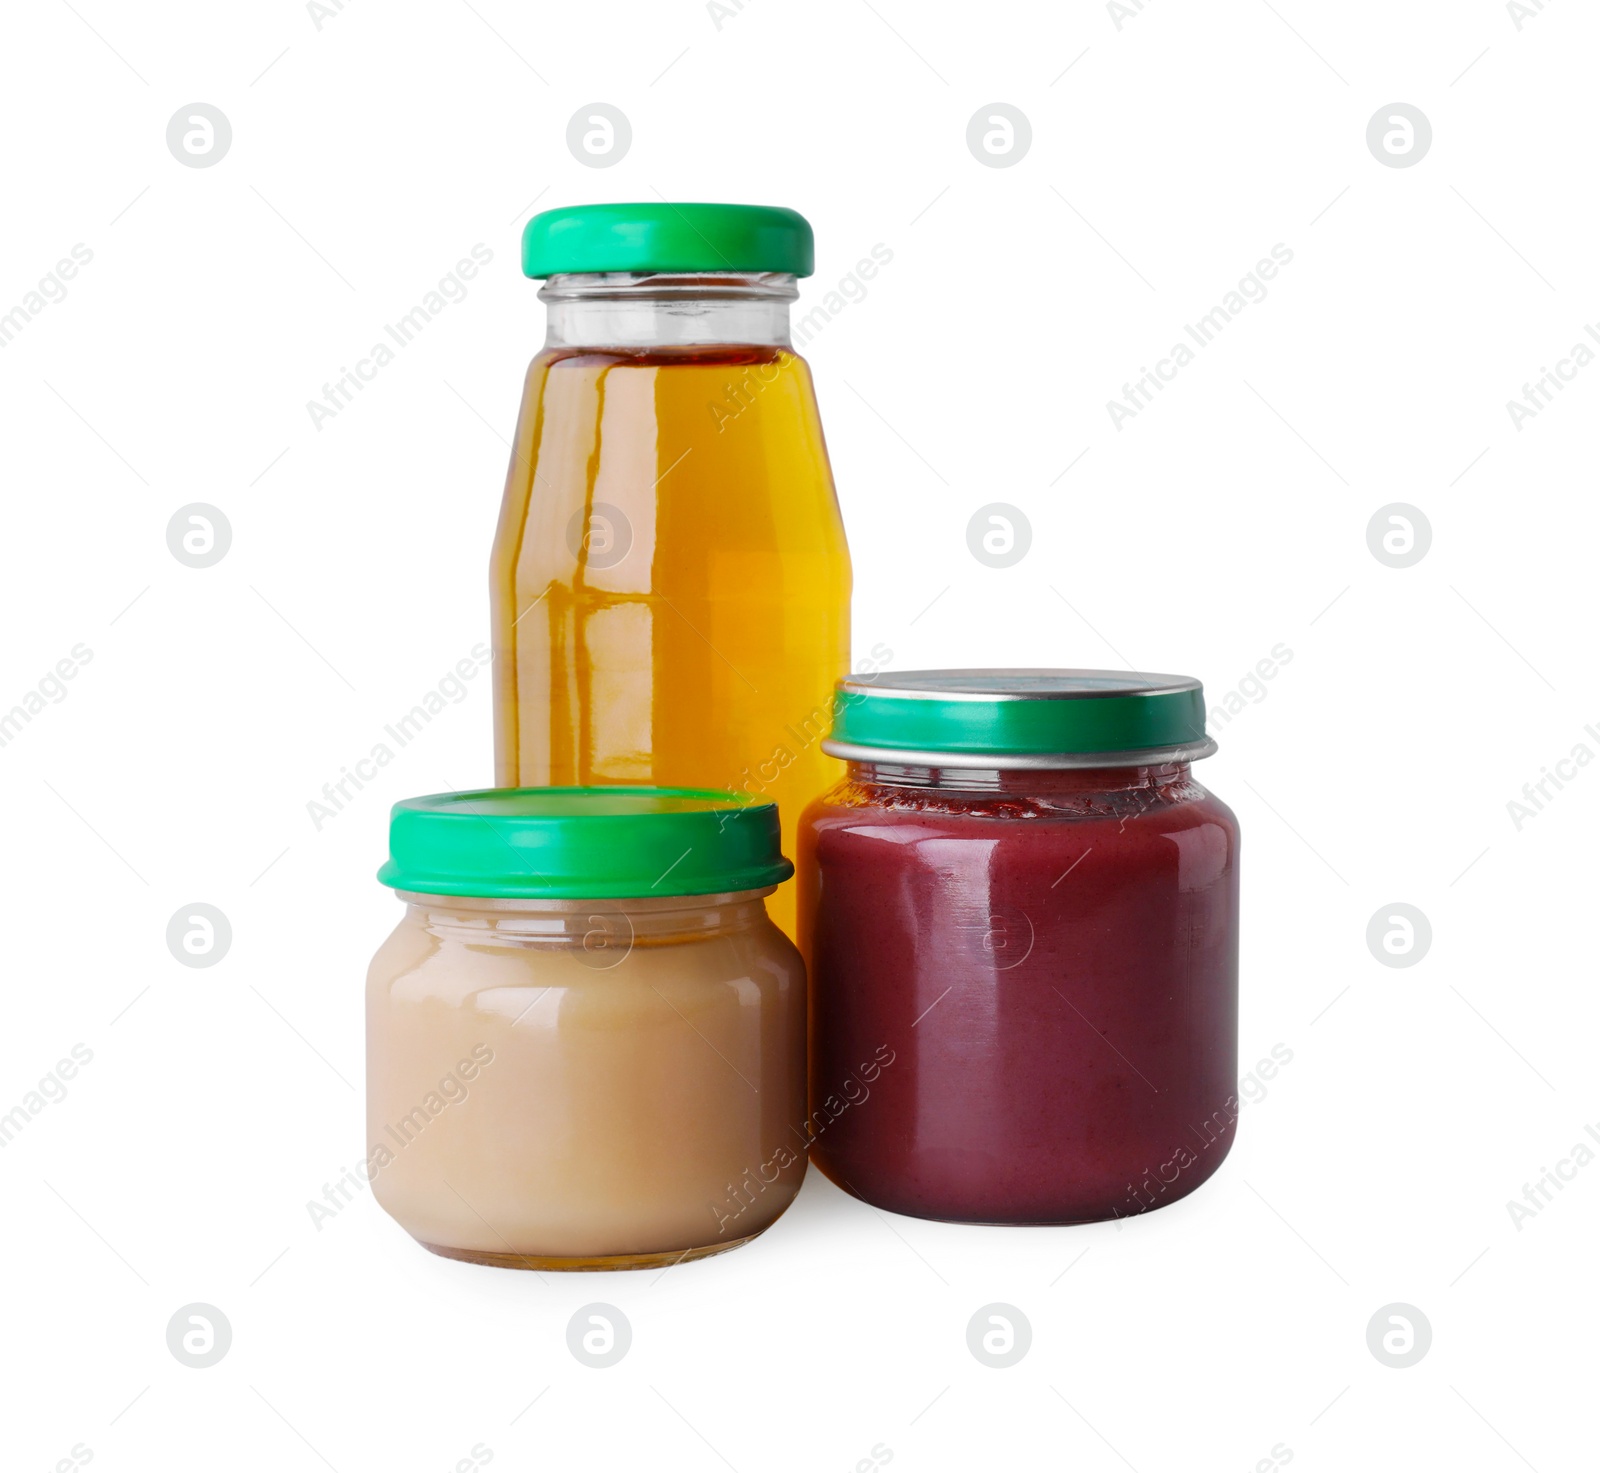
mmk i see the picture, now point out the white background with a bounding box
[2,1,1596,1469]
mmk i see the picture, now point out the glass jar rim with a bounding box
[392,886,778,910]
[824,739,1217,771]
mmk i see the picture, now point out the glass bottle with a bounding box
[491,204,851,940]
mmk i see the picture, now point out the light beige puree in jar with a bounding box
[365,788,806,1271]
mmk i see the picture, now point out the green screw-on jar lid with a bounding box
[377,788,794,899]
[522,202,814,279]
[823,670,1216,769]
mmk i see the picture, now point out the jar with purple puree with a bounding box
[797,670,1240,1225]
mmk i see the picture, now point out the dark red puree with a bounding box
[801,760,1239,1224]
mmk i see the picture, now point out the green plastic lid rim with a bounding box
[378,787,793,900]
[824,669,1213,765]
[522,202,815,279]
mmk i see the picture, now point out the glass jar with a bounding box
[798,671,1240,1225]
[366,787,806,1270]
[490,203,852,943]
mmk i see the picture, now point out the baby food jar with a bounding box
[798,671,1240,1226]
[366,788,806,1270]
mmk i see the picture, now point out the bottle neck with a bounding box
[540,271,795,350]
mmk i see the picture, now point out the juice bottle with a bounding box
[490,203,851,939]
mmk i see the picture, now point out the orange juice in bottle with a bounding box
[490,204,851,938]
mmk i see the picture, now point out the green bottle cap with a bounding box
[522,202,814,279]
[824,670,1217,769]
[378,788,794,899]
